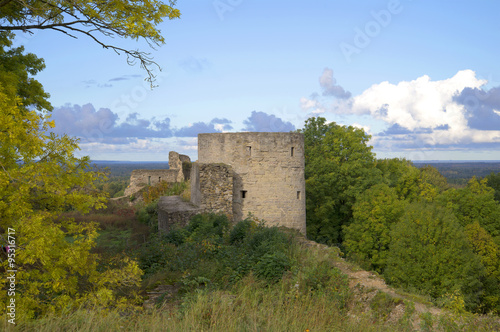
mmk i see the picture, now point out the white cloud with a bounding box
[300,97,326,114]
[214,123,230,132]
[319,68,351,99]
[351,122,371,134]
[350,70,486,131]
[328,70,500,147]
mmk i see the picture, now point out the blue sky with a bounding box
[14,0,500,161]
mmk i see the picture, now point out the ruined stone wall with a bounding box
[199,163,233,219]
[190,162,201,206]
[125,151,191,197]
[169,151,191,182]
[158,196,201,232]
[197,132,306,234]
[130,169,179,185]
[124,169,178,196]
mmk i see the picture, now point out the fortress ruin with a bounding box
[123,151,191,197]
[131,132,306,234]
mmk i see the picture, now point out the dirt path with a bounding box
[297,237,443,329]
[144,235,500,330]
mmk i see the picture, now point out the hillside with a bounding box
[14,203,500,331]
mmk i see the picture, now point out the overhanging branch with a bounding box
[0,20,160,86]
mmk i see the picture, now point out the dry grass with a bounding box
[12,201,500,331]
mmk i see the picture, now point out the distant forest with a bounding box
[92,161,170,178]
[414,161,500,186]
[93,160,500,187]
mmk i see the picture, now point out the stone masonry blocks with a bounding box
[197,132,306,234]
[125,152,191,197]
[198,163,233,220]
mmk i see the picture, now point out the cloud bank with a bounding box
[50,104,173,144]
[176,118,233,137]
[49,105,294,158]
[242,111,296,132]
[302,69,500,154]
[319,68,351,99]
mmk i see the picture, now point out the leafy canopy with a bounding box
[0,32,142,320]
[485,172,500,203]
[299,117,380,244]
[343,183,406,273]
[438,177,500,243]
[385,202,484,311]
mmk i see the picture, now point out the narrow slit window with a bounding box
[297,191,301,199]
[246,146,252,156]
[291,147,294,156]
[241,190,247,199]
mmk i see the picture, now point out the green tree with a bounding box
[299,117,380,244]
[0,32,142,320]
[392,161,421,201]
[375,159,446,202]
[0,0,181,83]
[438,177,500,244]
[343,183,406,273]
[385,202,484,311]
[419,165,449,193]
[484,172,500,203]
[464,221,500,313]
[375,158,412,188]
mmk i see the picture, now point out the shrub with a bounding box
[186,213,230,242]
[137,234,178,277]
[245,225,290,259]
[113,189,125,198]
[229,218,256,244]
[136,201,158,230]
[166,181,189,197]
[254,252,291,283]
[164,227,189,246]
[385,202,485,311]
[143,181,170,204]
[369,291,403,320]
[302,260,334,291]
[298,258,351,308]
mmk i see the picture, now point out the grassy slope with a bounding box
[10,200,500,332]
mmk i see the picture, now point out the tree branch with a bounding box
[0,0,169,86]
[0,0,13,8]
[0,20,91,31]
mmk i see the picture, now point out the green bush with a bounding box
[229,218,256,244]
[113,189,125,198]
[369,291,403,320]
[245,225,290,258]
[137,234,177,277]
[186,213,230,242]
[136,201,158,231]
[164,227,189,246]
[302,260,334,291]
[139,214,298,293]
[299,259,351,308]
[385,202,484,311]
[254,252,291,283]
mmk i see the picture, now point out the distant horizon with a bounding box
[90,159,500,164]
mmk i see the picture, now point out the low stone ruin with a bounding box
[123,151,190,197]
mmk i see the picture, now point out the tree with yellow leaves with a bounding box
[0,0,181,321]
[0,31,143,321]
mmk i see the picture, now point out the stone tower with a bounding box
[195,132,306,234]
